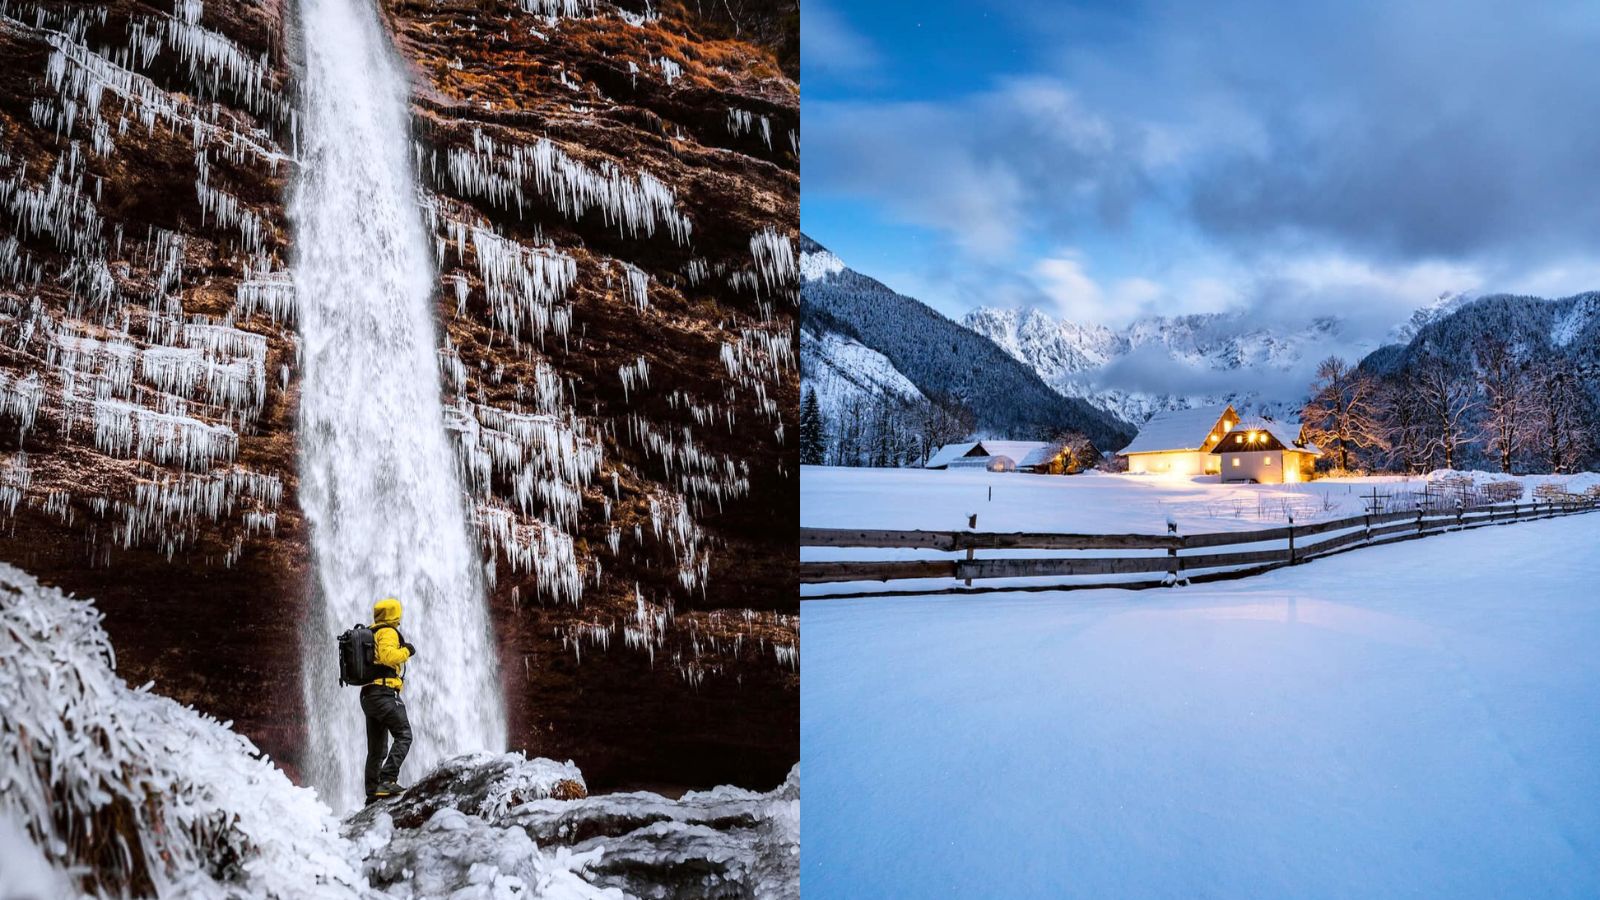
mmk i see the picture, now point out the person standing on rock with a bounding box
[363,597,416,804]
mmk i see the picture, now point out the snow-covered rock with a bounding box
[346,755,800,900]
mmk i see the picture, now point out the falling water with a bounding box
[291,0,504,810]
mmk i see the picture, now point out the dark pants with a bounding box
[360,684,411,796]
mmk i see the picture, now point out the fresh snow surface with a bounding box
[801,466,1600,595]
[802,513,1600,898]
[803,466,1598,535]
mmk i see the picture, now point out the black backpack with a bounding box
[337,624,400,686]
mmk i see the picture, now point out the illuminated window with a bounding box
[1264,456,1273,465]
[1231,457,1241,467]
[1235,434,1244,444]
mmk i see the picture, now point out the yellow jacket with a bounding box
[370,597,412,691]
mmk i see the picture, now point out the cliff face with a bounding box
[0,0,796,792]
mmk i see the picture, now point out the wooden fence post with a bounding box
[1166,521,1182,586]
[1287,513,1296,565]
[963,514,976,587]
[1455,498,1464,530]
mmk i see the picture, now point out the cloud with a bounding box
[803,0,1600,324]
[800,2,881,83]
[805,80,1152,257]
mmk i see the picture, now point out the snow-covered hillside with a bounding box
[963,305,1344,424]
[799,235,1133,448]
[800,328,925,415]
[803,512,1600,897]
[0,564,799,900]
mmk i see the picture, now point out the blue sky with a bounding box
[801,0,1600,339]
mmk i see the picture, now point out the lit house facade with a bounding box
[1119,404,1239,476]
[1211,417,1320,483]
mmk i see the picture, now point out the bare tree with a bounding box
[1378,373,1430,473]
[1038,429,1101,474]
[1411,355,1477,471]
[1301,356,1387,473]
[1526,359,1593,473]
[1472,336,1532,473]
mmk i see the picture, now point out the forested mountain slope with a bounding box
[800,235,1132,449]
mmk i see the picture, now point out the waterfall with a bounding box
[290,0,505,811]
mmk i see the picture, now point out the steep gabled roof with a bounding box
[975,441,1051,465]
[925,442,980,468]
[1119,404,1235,455]
[1211,417,1322,455]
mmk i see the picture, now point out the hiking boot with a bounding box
[372,781,404,798]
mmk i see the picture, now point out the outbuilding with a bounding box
[925,440,1058,473]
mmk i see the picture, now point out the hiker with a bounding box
[362,597,417,804]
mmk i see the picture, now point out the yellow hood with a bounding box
[372,597,402,626]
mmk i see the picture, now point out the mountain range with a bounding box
[799,236,1134,449]
[802,233,1600,466]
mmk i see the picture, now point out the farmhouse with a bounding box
[1211,416,1321,483]
[1119,404,1239,476]
[925,440,1059,473]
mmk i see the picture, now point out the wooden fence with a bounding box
[800,496,1600,600]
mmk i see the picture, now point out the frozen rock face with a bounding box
[346,753,800,900]
[0,0,797,794]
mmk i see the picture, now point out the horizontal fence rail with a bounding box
[801,497,1600,599]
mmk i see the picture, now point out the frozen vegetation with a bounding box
[0,564,800,899]
[802,512,1600,898]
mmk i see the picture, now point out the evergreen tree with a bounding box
[799,389,826,465]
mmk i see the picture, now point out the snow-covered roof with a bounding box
[1120,404,1235,455]
[1213,416,1322,456]
[976,441,1051,466]
[925,442,980,468]
[1017,445,1060,468]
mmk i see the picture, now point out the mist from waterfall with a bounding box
[290,0,504,811]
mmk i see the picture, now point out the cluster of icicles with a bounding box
[436,128,692,246]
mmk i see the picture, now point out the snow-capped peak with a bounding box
[800,246,845,283]
[1387,291,1476,344]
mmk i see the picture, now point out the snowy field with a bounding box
[801,466,1600,596]
[802,465,1598,535]
[801,512,1600,898]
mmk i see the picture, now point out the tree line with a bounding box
[799,387,1101,472]
[1300,337,1594,476]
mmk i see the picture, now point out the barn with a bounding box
[925,440,1058,473]
[1211,417,1321,483]
[1118,404,1239,476]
